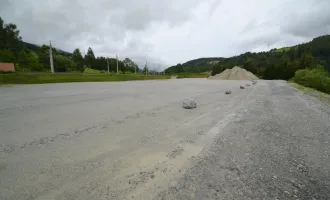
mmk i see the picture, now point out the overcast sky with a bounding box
[1,0,329,69]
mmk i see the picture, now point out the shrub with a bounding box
[0,70,15,74]
[211,63,225,76]
[292,66,330,94]
[80,66,86,73]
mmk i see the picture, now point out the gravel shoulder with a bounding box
[0,79,329,200]
[158,80,330,200]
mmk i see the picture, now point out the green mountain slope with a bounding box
[165,35,330,76]
[166,57,226,74]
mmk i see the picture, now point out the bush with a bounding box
[292,66,330,93]
[80,66,86,73]
[0,70,15,74]
[321,77,330,93]
[211,63,225,76]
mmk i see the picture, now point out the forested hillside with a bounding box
[165,57,226,74]
[0,17,139,73]
[166,35,330,80]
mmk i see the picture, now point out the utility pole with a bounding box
[116,54,119,74]
[49,41,54,73]
[145,61,148,75]
[107,58,109,73]
[83,49,86,69]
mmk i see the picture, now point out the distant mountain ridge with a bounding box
[165,57,226,74]
[165,35,330,74]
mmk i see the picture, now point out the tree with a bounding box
[286,60,300,80]
[119,61,126,73]
[14,49,41,71]
[54,54,77,72]
[85,47,95,68]
[277,57,289,80]
[300,52,315,69]
[28,50,42,71]
[243,58,258,74]
[0,49,15,62]
[108,58,118,72]
[0,17,3,31]
[17,49,29,68]
[211,63,224,76]
[170,63,184,73]
[143,65,148,74]
[0,17,22,50]
[36,45,52,70]
[0,17,23,64]
[72,48,84,72]
[264,63,277,80]
[123,58,137,73]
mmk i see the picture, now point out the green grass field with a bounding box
[0,73,170,84]
[272,46,297,53]
[175,72,210,79]
[84,68,101,73]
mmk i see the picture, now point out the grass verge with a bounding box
[0,73,170,84]
[84,68,101,73]
[289,81,330,104]
[175,72,210,79]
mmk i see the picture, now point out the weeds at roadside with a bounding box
[290,82,330,104]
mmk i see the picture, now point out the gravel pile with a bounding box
[209,66,259,80]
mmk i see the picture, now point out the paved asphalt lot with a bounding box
[0,79,329,200]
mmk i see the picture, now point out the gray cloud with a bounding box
[103,0,201,30]
[280,1,330,38]
[236,0,330,53]
[0,0,208,68]
[1,0,329,68]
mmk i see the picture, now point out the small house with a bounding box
[0,62,15,72]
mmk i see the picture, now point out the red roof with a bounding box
[0,62,15,72]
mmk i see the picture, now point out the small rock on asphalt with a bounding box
[182,99,197,109]
[240,86,245,89]
[225,91,232,94]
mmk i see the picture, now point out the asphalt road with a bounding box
[0,79,329,200]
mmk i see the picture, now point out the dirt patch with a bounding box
[209,66,259,80]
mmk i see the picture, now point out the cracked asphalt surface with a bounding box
[0,79,329,200]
